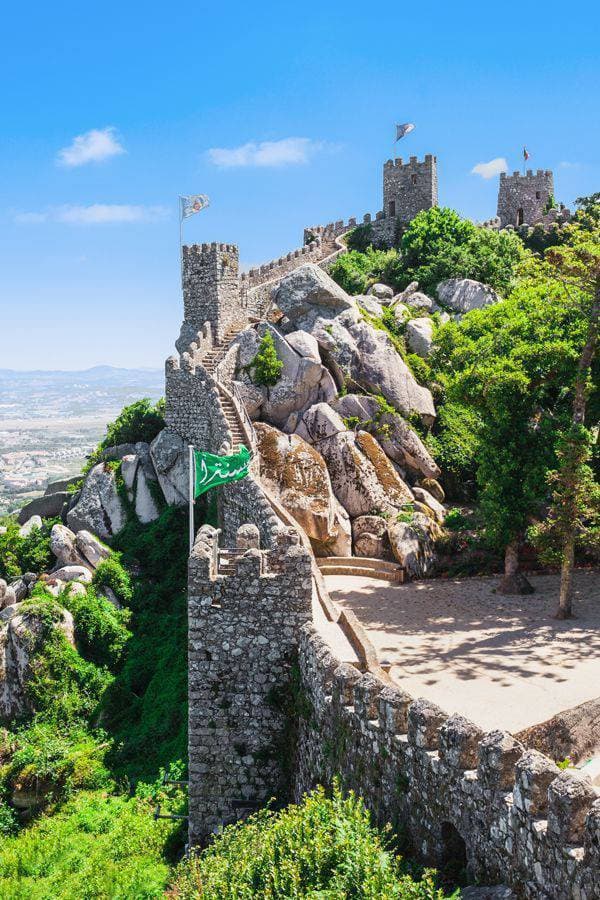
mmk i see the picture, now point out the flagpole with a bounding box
[188,444,195,554]
[179,197,184,289]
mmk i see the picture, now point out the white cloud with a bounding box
[57,127,125,167]
[207,137,325,168]
[559,161,580,169]
[14,204,168,225]
[471,157,508,179]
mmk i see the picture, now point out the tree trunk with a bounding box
[499,540,534,594]
[554,285,600,619]
[555,534,575,619]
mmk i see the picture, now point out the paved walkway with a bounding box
[326,569,600,733]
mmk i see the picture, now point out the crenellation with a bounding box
[497,168,554,227]
[294,625,600,896]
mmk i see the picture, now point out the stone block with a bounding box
[438,714,484,770]
[407,698,447,750]
[547,770,597,844]
[513,750,560,816]
[477,731,524,792]
[353,673,382,720]
[378,685,412,735]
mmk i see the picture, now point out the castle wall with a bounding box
[383,154,438,223]
[296,625,600,899]
[188,526,313,843]
[164,353,230,453]
[497,170,554,227]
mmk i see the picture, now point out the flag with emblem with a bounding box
[396,123,415,141]
[180,194,210,220]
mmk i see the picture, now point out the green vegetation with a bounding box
[400,207,525,297]
[171,782,454,899]
[0,519,58,580]
[331,207,525,299]
[84,398,165,472]
[0,500,188,894]
[251,331,284,387]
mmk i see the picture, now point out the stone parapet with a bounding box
[295,625,600,899]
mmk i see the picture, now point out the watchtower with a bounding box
[497,169,554,227]
[179,242,244,350]
[383,154,438,224]
[187,523,312,843]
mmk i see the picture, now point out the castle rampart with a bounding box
[180,243,245,348]
[188,524,312,843]
[295,624,600,899]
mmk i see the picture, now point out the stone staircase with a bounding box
[219,391,249,451]
[202,325,245,375]
[316,556,405,583]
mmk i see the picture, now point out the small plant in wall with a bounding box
[251,331,284,387]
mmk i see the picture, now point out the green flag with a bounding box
[193,445,251,498]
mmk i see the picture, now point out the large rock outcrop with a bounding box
[331,394,440,479]
[273,263,353,331]
[67,464,126,540]
[254,423,348,555]
[436,278,500,314]
[150,429,188,506]
[232,324,335,428]
[0,604,75,720]
[273,266,435,423]
[406,317,434,358]
[314,429,413,519]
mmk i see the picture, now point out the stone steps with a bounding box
[317,556,405,583]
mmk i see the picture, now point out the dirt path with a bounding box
[326,569,600,733]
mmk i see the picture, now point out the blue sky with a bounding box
[1,0,598,370]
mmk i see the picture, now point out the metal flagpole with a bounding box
[188,444,195,553]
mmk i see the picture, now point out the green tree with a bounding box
[400,207,525,296]
[431,274,589,591]
[540,198,600,617]
[251,331,284,387]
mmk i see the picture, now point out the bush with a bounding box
[4,722,111,806]
[61,585,131,669]
[85,398,165,472]
[251,332,284,387]
[171,782,452,899]
[400,207,525,296]
[0,519,57,580]
[92,554,133,606]
[329,247,402,295]
[0,790,179,898]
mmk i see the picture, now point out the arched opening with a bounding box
[388,200,396,217]
[440,821,468,887]
[517,207,524,225]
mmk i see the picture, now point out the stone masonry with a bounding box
[497,170,555,227]
[179,243,245,350]
[383,154,438,223]
[188,523,312,843]
[295,625,600,899]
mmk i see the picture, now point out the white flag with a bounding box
[180,194,210,220]
[396,123,415,141]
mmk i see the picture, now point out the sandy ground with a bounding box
[326,569,600,733]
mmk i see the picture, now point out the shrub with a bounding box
[61,585,131,669]
[251,332,284,387]
[85,398,165,472]
[0,790,179,898]
[5,721,111,806]
[0,519,57,580]
[345,222,374,252]
[400,207,525,296]
[171,782,452,899]
[329,247,402,295]
[92,554,133,607]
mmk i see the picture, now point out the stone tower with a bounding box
[383,154,438,224]
[177,242,243,351]
[497,169,554,227]
[187,523,312,843]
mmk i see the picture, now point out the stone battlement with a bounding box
[296,625,600,898]
[240,239,324,289]
[500,169,553,180]
[188,524,313,843]
[383,153,437,169]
